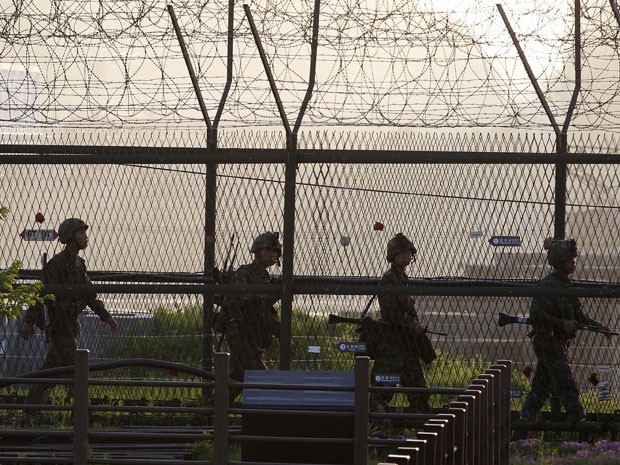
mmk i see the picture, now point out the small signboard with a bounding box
[374,374,400,385]
[596,364,612,373]
[336,341,366,353]
[243,370,355,408]
[19,229,58,241]
[510,389,524,398]
[489,236,521,247]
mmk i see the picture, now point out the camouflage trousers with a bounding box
[225,333,268,403]
[370,353,430,413]
[520,335,585,422]
[26,334,78,405]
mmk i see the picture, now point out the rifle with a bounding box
[327,314,448,336]
[498,312,619,336]
[327,313,444,364]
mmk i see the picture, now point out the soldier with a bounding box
[514,238,612,440]
[19,218,118,404]
[371,233,434,413]
[220,232,282,403]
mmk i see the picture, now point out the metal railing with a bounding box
[380,361,512,465]
[0,351,513,465]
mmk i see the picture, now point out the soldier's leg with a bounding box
[226,335,266,404]
[514,338,554,441]
[226,334,248,403]
[370,357,395,411]
[402,359,430,413]
[551,347,585,422]
[25,338,75,405]
[520,338,555,421]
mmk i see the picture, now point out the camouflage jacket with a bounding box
[23,248,111,337]
[529,270,600,343]
[222,260,280,348]
[377,265,420,352]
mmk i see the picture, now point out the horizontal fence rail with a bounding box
[0,351,514,465]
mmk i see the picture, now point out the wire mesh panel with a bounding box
[1,129,620,416]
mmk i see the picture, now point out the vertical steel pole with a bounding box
[243,3,294,368]
[73,349,90,465]
[354,356,369,465]
[214,352,230,465]
[167,3,218,387]
[556,0,581,240]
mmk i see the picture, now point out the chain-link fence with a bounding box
[1,129,620,415]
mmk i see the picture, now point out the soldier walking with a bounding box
[371,233,435,413]
[220,232,282,403]
[19,218,118,404]
[514,238,612,440]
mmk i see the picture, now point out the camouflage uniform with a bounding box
[222,243,281,401]
[519,270,601,423]
[371,234,432,413]
[23,248,113,404]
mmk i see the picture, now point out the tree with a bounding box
[0,206,48,320]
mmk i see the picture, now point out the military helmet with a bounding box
[544,237,578,267]
[58,218,89,244]
[386,233,417,262]
[250,231,282,255]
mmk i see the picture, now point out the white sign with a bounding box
[19,229,58,241]
[337,342,366,353]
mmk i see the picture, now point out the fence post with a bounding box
[466,386,485,465]
[471,378,490,465]
[493,361,512,465]
[416,431,438,465]
[354,356,370,465]
[401,439,427,465]
[481,369,502,465]
[455,393,477,465]
[431,414,456,465]
[446,406,466,465]
[424,421,447,465]
[214,352,230,465]
[73,349,90,465]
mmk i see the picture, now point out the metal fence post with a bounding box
[354,356,370,465]
[214,352,230,465]
[471,378,490,465]
[481,369,502,465]
[416,431,438,465]
[446,406,466,465]
[493,361,512,465]
[73,349,90,465]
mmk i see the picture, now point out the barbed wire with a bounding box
[1,0,620,132]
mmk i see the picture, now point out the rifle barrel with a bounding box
[499,314,618,336]
[328,314,447,336]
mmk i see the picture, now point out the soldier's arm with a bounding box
[573,299,602,328]
[529,293,565,331]
[377,273,400,323]
[20,303,43,340]
[268,306,281,338]
[81,275,116,330]
[228,267,258,304]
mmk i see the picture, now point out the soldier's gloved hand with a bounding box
[19,322,35,341]
[104,316,118,331]
[562,320,578,336]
